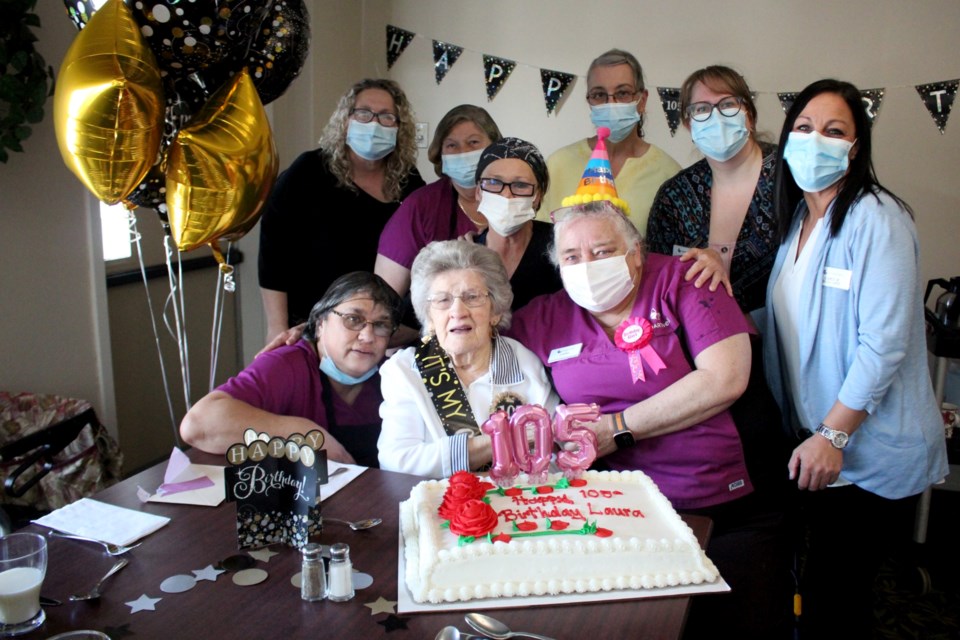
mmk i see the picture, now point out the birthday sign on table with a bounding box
[224,428,328,550]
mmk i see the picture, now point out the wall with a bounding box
[356,0,960,287]
[0,2,117,433]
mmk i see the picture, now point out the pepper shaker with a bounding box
[326,542,355,602]
[300,542,326,601]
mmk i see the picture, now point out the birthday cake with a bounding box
[399,470,719,604]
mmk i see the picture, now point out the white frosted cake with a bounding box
[399,469,719,604]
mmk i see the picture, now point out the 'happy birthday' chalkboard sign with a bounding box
[224,428,328,550]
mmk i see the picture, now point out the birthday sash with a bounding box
[415,336,480,437]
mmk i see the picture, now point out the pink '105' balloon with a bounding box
[508,405,553,485]
[480,410,518,488]
[554,403,600,480]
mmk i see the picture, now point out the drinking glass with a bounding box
[0,533,48,636]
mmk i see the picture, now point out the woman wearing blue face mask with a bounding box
[765,79,948,639]
[538,49,681,232]
[648,66,780,323]
[375,105,501,313]
[181,272,402,468]
[258,79,424,344]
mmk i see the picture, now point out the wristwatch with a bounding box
[815,423,849,449]
[612,412,636,450]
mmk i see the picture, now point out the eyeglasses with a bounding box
[685,96,743,122]
[329,309,395,337]
[479,178,536,197]
[349,108,399,127]
[586,88,639,106]
[427,290,490,310]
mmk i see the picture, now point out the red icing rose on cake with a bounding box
[448,499,499,537]
[438,472,493,521]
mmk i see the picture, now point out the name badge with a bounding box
[548,343,582,363]
[672,245,692,257]
[823,266,852,290]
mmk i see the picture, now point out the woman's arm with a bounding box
[373,254,411,298]
[180,390,355,462]
[788,401,866,491]
[260,287,289,344]
[592,332,751,456]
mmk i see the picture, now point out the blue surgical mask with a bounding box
[589,101,641,143]
[689,110,750,162]
[441,149,484,189]
[319,356,378,385]
[782,131,855,193]
[345,120,397,161]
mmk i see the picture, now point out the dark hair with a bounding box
[679,65,757,130]
[426,105,502,178]
[303,272,401,341]
[773,78,912,241]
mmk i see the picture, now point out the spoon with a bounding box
[49,530,141,556]
[434,626,487,640]
[323,516,382,531]
[68,558,129,601]
[465,613,555,640]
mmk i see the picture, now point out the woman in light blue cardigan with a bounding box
[764,79,948,639]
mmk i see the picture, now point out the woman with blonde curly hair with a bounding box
[259,78,424,341]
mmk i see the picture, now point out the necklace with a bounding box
[458,195,487,231]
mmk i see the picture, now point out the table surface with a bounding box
[21,452,713,640]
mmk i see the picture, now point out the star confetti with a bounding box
[248,548,279,563]
[364,596,397,616]
[192,565,226,582]
[125,594,162,613]
[377,614,410,632]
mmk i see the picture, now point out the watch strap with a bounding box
[612,412,636,449]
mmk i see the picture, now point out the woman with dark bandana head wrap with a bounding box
[470,137,563,310]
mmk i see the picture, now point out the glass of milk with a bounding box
[0,533,47,636]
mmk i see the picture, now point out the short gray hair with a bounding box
[549,201,645,267]
[587,49,646,93]
[410,240,514,336]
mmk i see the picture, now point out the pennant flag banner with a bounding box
[483,55,516,101]
[777,92,800,114]
[915,79,958,134]
[540,69,575,115]
[860,88,885,124]
[386,25,415,69]
[432,40,463,85]
[656,87,682,137]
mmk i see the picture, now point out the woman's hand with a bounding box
[788,435,843,491]
[257,323,306,357]
[679,248,733,296]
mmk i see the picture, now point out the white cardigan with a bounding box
[377,336,558,478]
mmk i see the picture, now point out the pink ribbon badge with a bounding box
[614,317,666,383]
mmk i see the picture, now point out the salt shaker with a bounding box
[326,542,355,602]
[300,542,326,601]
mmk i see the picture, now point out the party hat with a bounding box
[560,126,630,214]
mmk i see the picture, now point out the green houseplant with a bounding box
[0,0,55,163]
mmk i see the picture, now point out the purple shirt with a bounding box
[509,253,752,509]
[217,340,383,466]
[377,177,477,269]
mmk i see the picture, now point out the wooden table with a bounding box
[21,453,711,639]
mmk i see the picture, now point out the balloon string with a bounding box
[129,212,181,448]
[162,236,192,413]
[208,243,232,392]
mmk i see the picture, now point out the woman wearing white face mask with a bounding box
[258,79,424,344]
[470,138,563,311]
[538,49,680,232]
[508,200,793,639]
[766,79,948,640]
[648,66,779,322]
[376,105,502,313]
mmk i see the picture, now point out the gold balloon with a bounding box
[166,68,279,253]
[54,0,165,205]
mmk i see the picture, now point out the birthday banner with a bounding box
[385,24,957,133]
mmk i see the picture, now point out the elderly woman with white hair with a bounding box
[377,240,558,478]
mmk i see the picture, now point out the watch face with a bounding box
[833,432,849,448]
[614,430,635,449]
